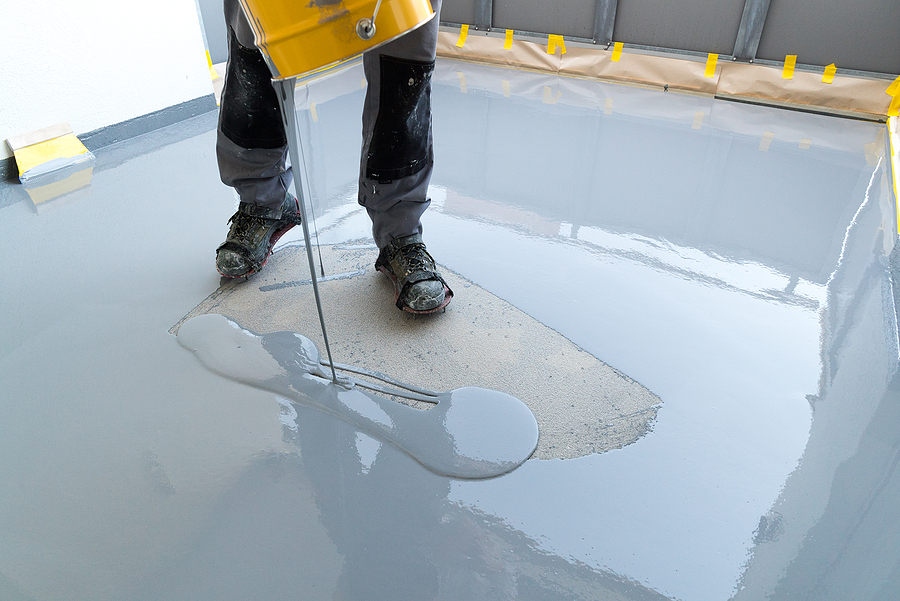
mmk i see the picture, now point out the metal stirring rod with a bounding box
[274,77,339,384]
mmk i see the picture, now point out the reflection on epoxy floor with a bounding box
[0,59,898,600]
[177,314,539,478]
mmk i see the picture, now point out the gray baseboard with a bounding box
[2,94,218,183]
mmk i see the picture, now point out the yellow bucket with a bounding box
[238,0,435,80]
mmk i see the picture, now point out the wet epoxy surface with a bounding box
[177,314,539,478]
[2,60,899,600]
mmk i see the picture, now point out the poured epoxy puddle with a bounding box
[173,241,662,459]
[178,313,538,478]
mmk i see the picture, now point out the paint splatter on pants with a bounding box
[216,0,442,249]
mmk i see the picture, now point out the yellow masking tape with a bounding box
[888,76,900,118]
[502,80,510,97]
[759,131,775,151]
[799,138,812,149]
[14,134,90,176]
[547,34,566,55]
[207,51,219,79]
[890,118,900,233]
[887,76,900,97]
[504,29,513,50]
[604,97,613,114]
[704,54,718,78]
[456,24,469,48]
[822,64,836,84]
[611,42,623,62]
[890,94,900,118]
[310,102,318,123]
[783,55,797,79]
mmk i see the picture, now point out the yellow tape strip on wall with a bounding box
[611,42,623,62]
[504,29,513,50]
[704,54,718,78]
[547,34,566,55]
[822,64,836,84]
[456,24,469,48]
[887,76,900,97]
[890,95,900,118]
[888,76,900,117]
[783,55,797,79]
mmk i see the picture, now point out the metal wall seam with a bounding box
[592,0,618,45]
[733,0,771,60]
[475,0,492,30]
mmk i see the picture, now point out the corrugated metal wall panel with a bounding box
[440,0,479,28]
[492,0,597,39]
[756,0,900,74]
[612,0,745,55]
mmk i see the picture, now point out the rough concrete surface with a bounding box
[172,241,661,459]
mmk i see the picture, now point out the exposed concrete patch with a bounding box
[172,241,661,459]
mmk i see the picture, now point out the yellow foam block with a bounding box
[14,134,90,177]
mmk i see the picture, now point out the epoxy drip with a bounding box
[177,314,539,478]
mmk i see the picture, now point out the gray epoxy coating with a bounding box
[1,59,899,600]
[177,313,539,478]
[173,241,663,459]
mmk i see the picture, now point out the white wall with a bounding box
[0,0,214,160]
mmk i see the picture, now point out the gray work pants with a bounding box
[217,0,442,249]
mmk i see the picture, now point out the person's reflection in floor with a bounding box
[291,400,449,601]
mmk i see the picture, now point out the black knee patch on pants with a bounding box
[220,27,286,149]
[366,56,435,182]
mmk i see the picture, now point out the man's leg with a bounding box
[214,0,301,278]
[360,0,452,312]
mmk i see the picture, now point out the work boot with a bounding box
[375,233,453,313]
[216,192,302,278]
